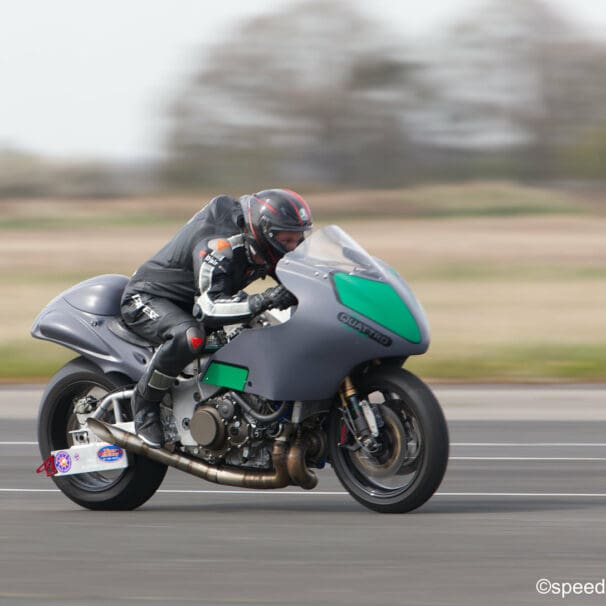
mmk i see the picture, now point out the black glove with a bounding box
[270,285,297,310]
[248,285,296,315]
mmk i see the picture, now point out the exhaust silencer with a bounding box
[87,418,316,490]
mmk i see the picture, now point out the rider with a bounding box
[120,189,313,448]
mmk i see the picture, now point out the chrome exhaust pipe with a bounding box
[87,418,290,489]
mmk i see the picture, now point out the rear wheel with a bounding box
[329,367,449,513]
[38,357,167,510]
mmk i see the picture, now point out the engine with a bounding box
[163,393,281,469]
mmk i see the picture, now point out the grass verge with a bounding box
[5,340,605,383]
[406,343,606,382]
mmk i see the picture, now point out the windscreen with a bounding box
[286,225,383,278]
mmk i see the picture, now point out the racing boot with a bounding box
[132,368,175,448]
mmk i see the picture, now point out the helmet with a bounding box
[240,188,313,267]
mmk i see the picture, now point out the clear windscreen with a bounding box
[285,225,383,278]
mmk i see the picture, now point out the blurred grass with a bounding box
[8,340,605,383]
[386,182,587,218]
[0,181,597,231]
[0,215,182,230]
[399,263,606,282]
[407,343,606,382]
[2,181,605,382]
[0,341,73,383]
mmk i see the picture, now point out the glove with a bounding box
[270,285,297,310]
[248,285,296,315]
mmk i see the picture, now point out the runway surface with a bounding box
[1,386,606,605]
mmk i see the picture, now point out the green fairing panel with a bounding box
[202,362,249,390]
[333,272,422,344]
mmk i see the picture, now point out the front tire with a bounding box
[38,357,167,510]
[329,367,449,513]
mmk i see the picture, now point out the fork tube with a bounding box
[339,377,371,440]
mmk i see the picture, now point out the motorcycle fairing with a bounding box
[205,226,430,401]
[32,227,430,402]
[31,274,153,380]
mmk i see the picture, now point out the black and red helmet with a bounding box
[240,189,313,267]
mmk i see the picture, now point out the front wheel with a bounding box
[38,357,167,510]
[328,367,449,513]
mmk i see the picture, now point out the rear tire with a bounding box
[329,366,449,513]
[38,357,167,510]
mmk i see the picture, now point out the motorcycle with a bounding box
[32,225,449,513]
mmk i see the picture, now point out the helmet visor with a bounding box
[266,227,311,256]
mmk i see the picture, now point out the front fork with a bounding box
[339,376,383,453]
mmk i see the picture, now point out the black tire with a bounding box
[38,357,167,510]
[328,367,449,513]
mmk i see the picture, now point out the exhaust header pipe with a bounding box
[87,418,317,490]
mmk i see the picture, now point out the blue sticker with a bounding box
[55,451,72,473]
[97,445,124,463]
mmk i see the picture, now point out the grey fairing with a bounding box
[31,274,152,381]
[209,227,430,401]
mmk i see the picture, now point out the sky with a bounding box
[1,0,605,160]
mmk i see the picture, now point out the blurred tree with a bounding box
[163,0,423,189]
[563,123,606,179]
[0,148,54,197]
[415,0,606,179]
[0,146,153,199]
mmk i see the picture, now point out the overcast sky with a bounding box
[1,0,605,160]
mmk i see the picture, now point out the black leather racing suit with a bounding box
[120,195,267,418]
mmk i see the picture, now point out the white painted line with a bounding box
[452,443,606,447]
[158,489,346,495]
[7,441,606,447]
[450,456,606,461]
[0,488,59,492]
[5,442,606,462]
[0,488,344,495]
[436,493,606,498]
[5,488,606,498]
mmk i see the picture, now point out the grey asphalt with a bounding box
[1,386,606,605]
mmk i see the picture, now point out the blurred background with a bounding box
[1,0,604,381]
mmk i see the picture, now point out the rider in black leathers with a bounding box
[120,189,313,447]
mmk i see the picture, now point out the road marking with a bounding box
[6,488,606,498]
[158,489,346,495]
[437,493,606,497]
[7,441,606,447]
[6,441,606,462]
[450,456,606,461]
[0,488,60,492]
[452,443,606,447]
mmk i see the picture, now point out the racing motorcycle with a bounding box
[32,225,449,513]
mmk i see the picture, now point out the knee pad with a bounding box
[153,323,206,376]
[184,325,206,355]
